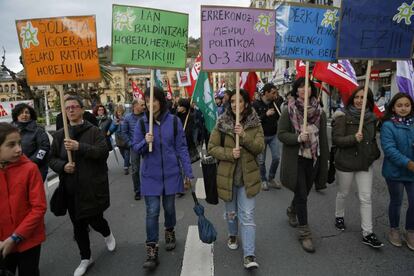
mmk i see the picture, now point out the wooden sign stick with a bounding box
[59,90,73,163]
[358,60,373,133]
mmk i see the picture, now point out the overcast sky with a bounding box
[0,0,251,72]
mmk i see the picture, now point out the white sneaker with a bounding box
[74,258,94,276]
[104,232,116,251]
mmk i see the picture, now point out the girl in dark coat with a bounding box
[332,86,383,249]
[277,77,329,253]
[11,103,50,181]
[93,104,113,152]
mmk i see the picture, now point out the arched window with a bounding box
[11,84,16,92]
[4,85,9,92]
[0,85,3,92]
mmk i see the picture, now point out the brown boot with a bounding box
[143,243,159,269]
[165,229,176,251]
[298,225,315,253]
[287,206,298,227]
[406,230,414,251]
[388,228,402,247]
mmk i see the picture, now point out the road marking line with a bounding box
[180,225,214,276]
[195,178,206,199]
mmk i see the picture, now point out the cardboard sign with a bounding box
[112,5,189,70]
[16,16,101,85]
[275,3,339,62]
[0,100,34,122]
[201,6,276,71]
[337,0,414,59]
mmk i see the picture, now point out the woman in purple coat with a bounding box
[132,87,193,270]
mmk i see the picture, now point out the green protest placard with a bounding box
[112,4,188,70]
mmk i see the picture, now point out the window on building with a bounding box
[11,84,16,92]
[4,85,9,92]
[0,85,3,92]
[117,95,121,102]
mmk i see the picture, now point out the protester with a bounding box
[380,93,414,250]
[208,89,264,269]
[0,123,47,276]
[132,87,193,270]
[277,77,329,253]
[49,96,116,276]
[121,99,146,200]
[11,103,50,181]
[109,104,130,175]
[93,105,113,152]
[332,86,383,248]
[253,83,283,190]
[56,94,98,131]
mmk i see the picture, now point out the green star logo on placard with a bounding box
[254,13,274,35]
[393,1,414,25]
[114,7,136,31]
[20,21,39,49]
[321,9,339,30]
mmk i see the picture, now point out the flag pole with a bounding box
[183,97,193,130]
[358,60,373,133]
[149,69,154,152]
[236,72,240,149]
[59,90,73,163]
[303,61,310,131]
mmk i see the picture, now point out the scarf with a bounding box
[347,105,373,121]
[391,115,414,127]
[288,97,321,161]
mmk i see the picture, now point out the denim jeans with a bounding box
[130,149,141,195]
[386,180,414,230]
[225,186,256,257]
[335,167,373,236]
[119,146,130,168]
[257,135,280,181]
[145,195,176,243]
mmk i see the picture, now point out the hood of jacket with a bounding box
[217,109,261,135]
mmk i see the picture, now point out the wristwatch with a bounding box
[11,234,22,244]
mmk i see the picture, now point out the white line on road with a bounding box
[180,225,214,276]
[195,178,206,199]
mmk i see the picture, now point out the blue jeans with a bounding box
[257,135,280,181]
[130,149,141,195]
[225,186,256,257]
[119,147,130,168]
[386,180,414,230]
[144,195,176,243]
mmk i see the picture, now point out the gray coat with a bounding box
[277,109,329,192]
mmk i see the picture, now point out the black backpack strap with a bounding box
[173,115,178,145]
[220,131,225,147]
[139,118,146,135]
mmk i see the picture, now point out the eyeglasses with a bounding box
[65,105,81,111]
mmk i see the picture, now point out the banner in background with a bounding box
[176,68,191,87]
[16,16,101,85]
[112,5,188,69]
[275,3,339,61]
[396,60,414,101]
[201,6,276,71]
[337,0,414,59]
[0,100,34,122]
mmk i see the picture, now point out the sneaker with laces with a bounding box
[243,255,259,269]
[261,181,269,191]
[268,179,282,189]
[104,232,116,251]
[165,229,176,251]
[74,258,94,276]
[335,217,346,231]
[227,235,238,250]
[362,233,384,248]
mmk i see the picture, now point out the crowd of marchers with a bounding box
[1,77,413,275]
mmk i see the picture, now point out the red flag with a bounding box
[186,53,202,97]
[131,81,144,100]
[313,81,330,95]
[295,60,306,79]
[166,79,173,100]
[240,72,258,101]
[313,60,383,117]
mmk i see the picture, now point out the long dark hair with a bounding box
[226,89,253,121]
[382,93,414,121]
[12,103,37,122]
[346,86,375,111]
[290,77,317,99]
[144,86,168,116]
[0,123,19,146]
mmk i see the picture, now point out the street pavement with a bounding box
[40,140,414,276]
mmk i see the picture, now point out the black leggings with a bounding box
[67,197,111,260]
[292,157,319,226]
[4,245,41,276]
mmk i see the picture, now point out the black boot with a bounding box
[165,229,176,251]
[143,243,159,269]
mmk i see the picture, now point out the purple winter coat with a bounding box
[132,111,194,196]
